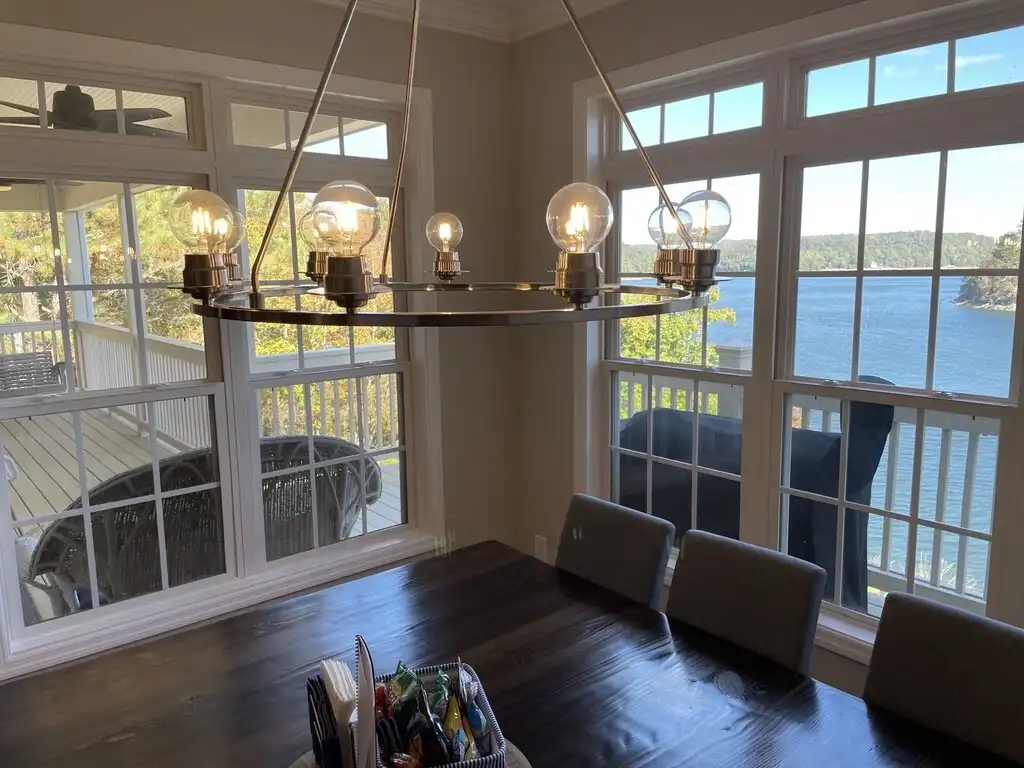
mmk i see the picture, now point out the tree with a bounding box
[620,286,736,366]
[957,225,1021,310]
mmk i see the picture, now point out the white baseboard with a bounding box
[1,529,436,681]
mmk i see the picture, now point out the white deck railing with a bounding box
[614,358,993,615]
[0,322,63,358]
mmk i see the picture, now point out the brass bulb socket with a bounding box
[182,252,229,300]
[305,250,331,285]
[554,251,604,309]
[654,248,720,294]
[433,251,463,282]
[222,251,243,283]
[324,255,374,309]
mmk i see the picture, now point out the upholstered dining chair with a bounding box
[666,530,827,674]
[864,592,1024,764]
[556,493,675,609]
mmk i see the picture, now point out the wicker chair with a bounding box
[27,436,381,611]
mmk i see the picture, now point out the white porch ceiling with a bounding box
[312,0,631,42]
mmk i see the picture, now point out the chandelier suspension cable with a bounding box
[250,0,361,296]
[379,0,422,282]
[558,0,693,249]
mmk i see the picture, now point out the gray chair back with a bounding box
[667,530,826,674]
[556,493,675,609]
[865,592,1024,763]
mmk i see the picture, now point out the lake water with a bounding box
[707,276,1012,596]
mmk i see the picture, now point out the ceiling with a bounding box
[313,0,630,42]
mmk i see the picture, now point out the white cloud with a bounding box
[883,65,919,78]
[955,53,1005,69]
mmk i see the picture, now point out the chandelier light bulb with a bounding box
[220,206,247,253]
[168,190,235,255]
[647,203,694,249]
[426,213,464,253]
[311,180,381,257]
[679,190,732,249]
[546,182,614,253]
[298,210,335,252]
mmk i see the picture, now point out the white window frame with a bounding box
[0,22,444,680]
[575,0,1024,660]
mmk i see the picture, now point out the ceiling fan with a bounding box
[0,84,181,138]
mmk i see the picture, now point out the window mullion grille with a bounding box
[925,150,949,391]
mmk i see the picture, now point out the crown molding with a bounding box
[510,0,629,41]
[311,0,630,43]
[314,0,513,42]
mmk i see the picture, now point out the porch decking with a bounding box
[2,411,404,537]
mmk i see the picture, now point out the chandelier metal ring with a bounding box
[190,283,707,328]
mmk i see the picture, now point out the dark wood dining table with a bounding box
[0,541,1014,767]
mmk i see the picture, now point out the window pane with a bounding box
[367,452,405,534]
[15,515,92,626]
[794,277,855,380]
[72,288,139,392]
[784,495,839,603]
[859,276,931,388]
[712,82,762,134]
[290,111,340,155]
[621,105,660,151]
[60,181,125,285]
[800,162,862,271]
[806,59,870,117]
[134,184,193,283]
[344,120,388,159]
[663,94,709,143]
[869,419,918,518]
[144,289,207,383]
[943,144,1024,269]
[43,83,118,134]
[231,103,286,149]
[935,276,1015,398]
[0,180,56,286]
[867,514,910,616]
[0,77,40,127]
[864,153,940,269]
[874,43,948,105]
[955,25,1024,92]
[122,91,188,140]
[165,489,225,588]
[263,469,314,561]
[713,174,759,273]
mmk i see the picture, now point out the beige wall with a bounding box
[0,0,517,548]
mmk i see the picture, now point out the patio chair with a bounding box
[26,436,381,614]
[618,377,894,613]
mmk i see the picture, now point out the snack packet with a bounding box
[443,693,478,761]
[428,670,452,719]
[391,754,419,768]
[457,658,494,757]
[406,685,451,767]
[390,662,419,700]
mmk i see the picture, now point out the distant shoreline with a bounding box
[954,299,1014,311]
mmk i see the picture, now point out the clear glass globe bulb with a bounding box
[311,180,381,256]
[679,190,732,249]
[298,210,332,251]
[168,190,234,255]
[222,206,247,253]
[647,203,693,249]
[426,213,464,253]
[545,182,614,253]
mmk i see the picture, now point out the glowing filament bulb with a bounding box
[565,203,591,252]
[438,222,453,250]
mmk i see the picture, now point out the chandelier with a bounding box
[172,0,735,328]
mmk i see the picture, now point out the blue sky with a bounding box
[621,25,1024,246]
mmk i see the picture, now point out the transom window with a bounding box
[230,100,388,159]
[0,73,191,141]
[620,81,764,151]
[805,23,1024,117]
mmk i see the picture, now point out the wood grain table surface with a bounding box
[0,541,1014,767]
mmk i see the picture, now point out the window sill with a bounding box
[663,563,876,666]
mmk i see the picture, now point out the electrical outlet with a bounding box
[534,534,548,563]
